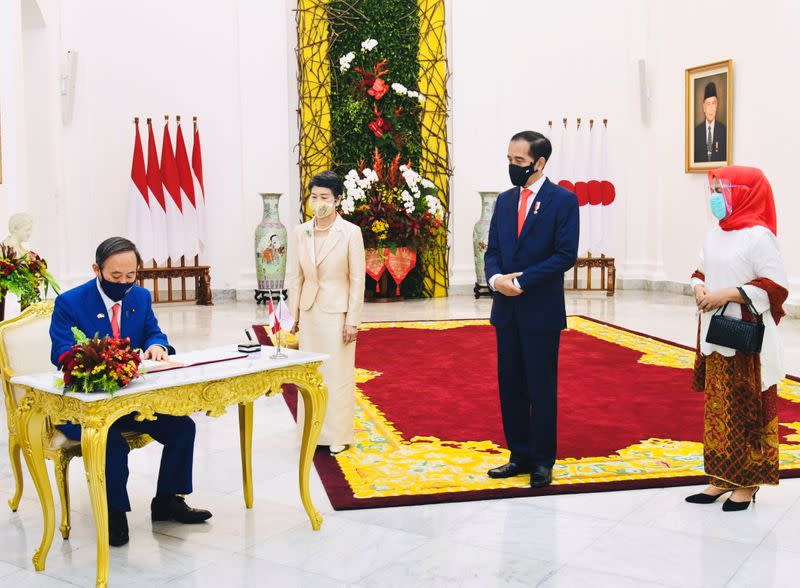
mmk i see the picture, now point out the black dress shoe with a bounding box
[109,509,129,547]
[151,495,212,524]
[487,462,531,479]
[531,466,553,488]
[685,489,731,504]
[722,488,759,512]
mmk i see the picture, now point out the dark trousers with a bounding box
[58,414,195,512]
[495,323,561,468]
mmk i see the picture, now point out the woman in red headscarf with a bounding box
[686,166,788,511]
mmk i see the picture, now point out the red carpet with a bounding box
[284,317,800,510]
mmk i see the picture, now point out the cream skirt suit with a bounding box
[286,214,366,445]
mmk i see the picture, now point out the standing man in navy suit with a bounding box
[50,237,211,547]
[484,131,579,487]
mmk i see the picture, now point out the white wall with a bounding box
[0,0,29,227]
[0,0,298,293]
[647,0,800,303]
[449,0,650,286]
[2,0,798,304]
[449,0,800,306]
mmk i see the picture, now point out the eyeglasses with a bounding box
[711,183,743,194]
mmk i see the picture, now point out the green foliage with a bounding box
[328,0,434,298]
[71,327,89,345]
[328,0,421,173]
[0,245,61,309]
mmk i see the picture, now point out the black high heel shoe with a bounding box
[722,487,759,512]
[685,489,732,504]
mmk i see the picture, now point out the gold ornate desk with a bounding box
[11,347,328,588]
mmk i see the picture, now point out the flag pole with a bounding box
[269,289,287,359]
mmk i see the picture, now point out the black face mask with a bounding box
[99,276,135,302]
[509,162,537,187]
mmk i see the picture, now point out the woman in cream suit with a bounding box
[287,171,366,454]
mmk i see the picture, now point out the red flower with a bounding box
[368,107,393,138]
[367,78,389,100]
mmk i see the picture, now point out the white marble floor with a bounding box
[2,291,799,587]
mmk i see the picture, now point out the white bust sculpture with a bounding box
[2,213,34,257]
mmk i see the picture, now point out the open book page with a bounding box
[141,359,184,373]
[141,347,248,374]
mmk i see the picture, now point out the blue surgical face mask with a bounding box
[709,193,728,220]
[99,275,135,302]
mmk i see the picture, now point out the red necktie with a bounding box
[111,303,121,338]
[518,188,533,236]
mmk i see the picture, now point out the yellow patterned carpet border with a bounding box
[332,317,800,500]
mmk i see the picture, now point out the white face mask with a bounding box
[312,201,335,219]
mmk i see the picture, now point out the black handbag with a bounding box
[705,299,765,354]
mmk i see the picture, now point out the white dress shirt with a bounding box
[95,279,167,352]
[488,175,547,291]
[705,120,715,148]
[690,225,787,390]
[96,279,122,332]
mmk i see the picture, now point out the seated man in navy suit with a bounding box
[484,131,579,488]
[50,237,211,546]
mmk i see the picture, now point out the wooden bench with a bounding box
[137,259,213,305]
[566,254,616,297]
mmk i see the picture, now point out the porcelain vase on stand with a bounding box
[254,193,287,297]
[473,191,499,288]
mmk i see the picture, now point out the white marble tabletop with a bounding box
[10,345,329,402]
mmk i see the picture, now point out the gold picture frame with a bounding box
[685,59,733,173]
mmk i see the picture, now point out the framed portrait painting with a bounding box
[685,60,733,173]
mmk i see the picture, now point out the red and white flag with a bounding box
[572,120,592,256]
[587,122,604,253]
[146,119,169,264]
[598,121,616,253]
[545,121,562,183]
[275,297,295,333]
[267,299,280,334]
[191,119,208,256]
[268,297,296,335]
[175,118,199,259]
[126,119,154,262]
[161,117,185,261]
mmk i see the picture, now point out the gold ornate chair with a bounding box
[0,301,151,540]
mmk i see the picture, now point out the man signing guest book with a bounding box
[484,131,579,488]
[49,237,212,547]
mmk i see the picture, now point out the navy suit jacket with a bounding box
[694,119,727,162]
[484,179,579,333]
[49,279,170,367]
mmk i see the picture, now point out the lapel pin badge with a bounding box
[533,201,541,215]
[97,313,105,319]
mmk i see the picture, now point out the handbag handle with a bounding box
[714,299,763,325]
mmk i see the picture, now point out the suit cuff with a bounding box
[488,274,502,291]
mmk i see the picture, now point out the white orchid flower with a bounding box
[361,39,378,52]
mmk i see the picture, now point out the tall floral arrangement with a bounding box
[333,37,424,170]
[0,244,60,309]
[341,148,444,250]
[333,38,446,296]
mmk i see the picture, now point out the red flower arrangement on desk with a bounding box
[58,328,142,394]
